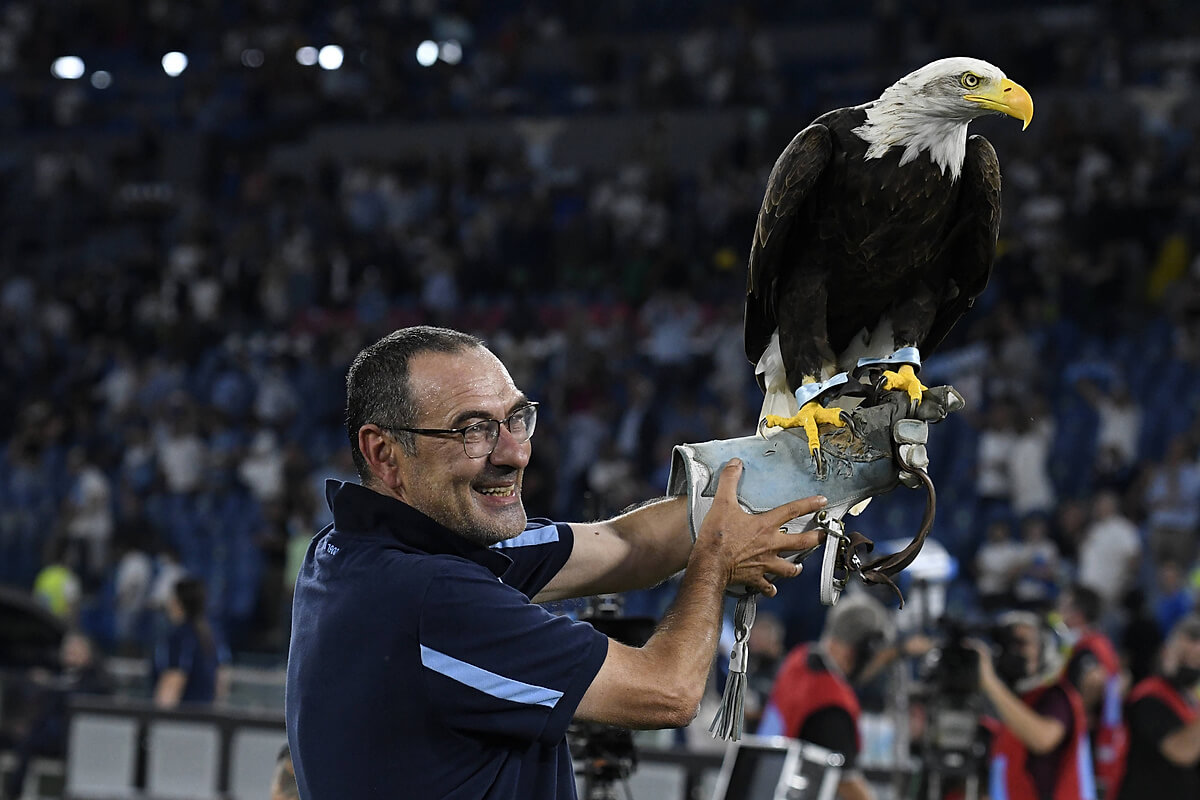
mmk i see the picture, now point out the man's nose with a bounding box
[489,424,530,468]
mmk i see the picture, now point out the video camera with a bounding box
[567,595,656,800]
[916,617,991,779]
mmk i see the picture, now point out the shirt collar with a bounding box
[324,479,513,578]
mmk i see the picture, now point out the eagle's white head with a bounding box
[852,57,1033,179]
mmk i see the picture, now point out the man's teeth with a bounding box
[479,486,515,496]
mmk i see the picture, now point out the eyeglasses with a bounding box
[392,402,539,458]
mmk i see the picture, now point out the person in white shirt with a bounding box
[1077,491,1141,612]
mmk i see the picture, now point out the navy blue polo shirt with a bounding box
[286,480,609,800]
[151,623,224,705]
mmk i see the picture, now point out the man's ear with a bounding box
[358,424,405,492]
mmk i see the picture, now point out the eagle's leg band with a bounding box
[854,346,922,374]
[793,371,850,407]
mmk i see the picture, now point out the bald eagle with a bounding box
[745,57,1032,463]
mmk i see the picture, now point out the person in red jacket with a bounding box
[1112,613,1200,799]
[759,593,892,800]
[974,611,1096,800]
[1058,584,1125,795]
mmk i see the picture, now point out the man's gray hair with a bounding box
[345,326,486,479]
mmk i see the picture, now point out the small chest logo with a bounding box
[323,541,340,556]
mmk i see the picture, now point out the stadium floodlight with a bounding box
[296,46,319,66]
[161,51,188,77]
[90,70,112,89]
[415,40,438,67]
[51,56,86,80]
[439,40,462,65]
[241,48,265,68]
[317,45,344,71]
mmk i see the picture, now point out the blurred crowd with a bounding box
[1,0,1200,691]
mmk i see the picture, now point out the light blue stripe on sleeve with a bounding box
[420,645,563,708]
[491,524,560,549]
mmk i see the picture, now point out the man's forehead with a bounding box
[408,348,522,414]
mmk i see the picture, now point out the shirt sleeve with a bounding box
[798,707,860,769]
[418,561,608,747]
[490,519,574,597]
[1024,685,1076,798]
[157,627,193,673]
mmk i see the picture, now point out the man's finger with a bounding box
[770,558,803,578]
[774,530,822,553]
[764,495,827,528]
[713,458,744,503]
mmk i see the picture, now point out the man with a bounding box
[3,631,112,800]
[757,592,892,800]
[1113,614,1200,798]
[975,611,1095,800]
[285,326,826,800]
[1076,492,1140,613]
[1058,584,1124,795]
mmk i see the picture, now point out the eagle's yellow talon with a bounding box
[764,402,846,454]
[882,364,928,406]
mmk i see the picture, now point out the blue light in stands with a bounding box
[296,46,318,66]
[91,70,112,89]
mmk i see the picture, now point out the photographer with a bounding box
[1057,584,1124,794]
[972,611,1094,800]
[758,593,893,800]
[1112,613,1200,798]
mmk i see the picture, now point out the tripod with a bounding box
[917,740,986,800]
[924,764,981,800]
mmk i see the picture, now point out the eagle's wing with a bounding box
[921,134,1002,353]
[744,124,834,368]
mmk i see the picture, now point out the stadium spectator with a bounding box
[1142,439,1200,568]
[1006,401,1058,520]
[973,401,1016,522]
[1011,513,1063,611]
[152,578,228,708]
[61,446,113,589]
[1,631,112,800]
[30,540,81,625]
[1077,492,1141,614]
[975,518,1022,612]
[1076,378,1142,489]
[1152,559,1196,637]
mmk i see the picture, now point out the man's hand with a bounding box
[966,638,998,690]
[693,459,827,596]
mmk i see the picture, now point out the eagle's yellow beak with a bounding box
[965,78,1034,130]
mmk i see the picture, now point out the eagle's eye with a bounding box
[960,72,981,89]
